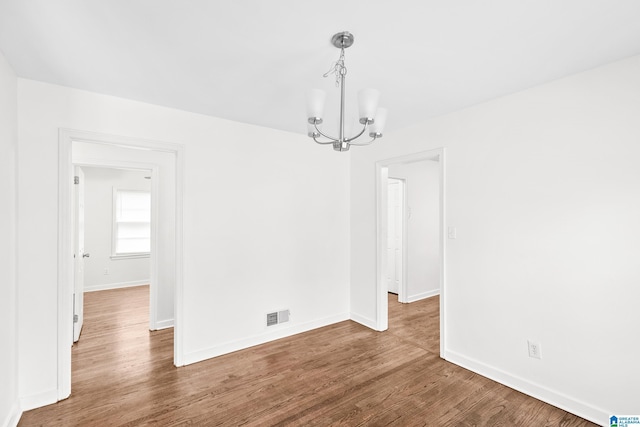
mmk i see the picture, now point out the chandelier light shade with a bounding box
[307,31,387,152]
[357,89,380,124]
[306,89,326,124]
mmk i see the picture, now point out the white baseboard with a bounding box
[18,388,58,412]
[406,289,439,303]
[1,401,21,427]
[84,280,149,292]
[154,318,174,330]
[183,312,350,366]
[350,312,378,329]
[444,349,608,426]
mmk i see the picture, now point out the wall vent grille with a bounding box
[267,310,290,326]
[266,312,278,327]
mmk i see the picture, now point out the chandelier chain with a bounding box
[323,47,347,87]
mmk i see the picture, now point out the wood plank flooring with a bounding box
[19,287,596,426]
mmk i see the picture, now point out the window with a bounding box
[113,189,151,258]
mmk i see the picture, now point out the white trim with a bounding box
[57,128,185,400]
[154,318,174,330]
[84,280,150,293]
[376,148,446,355]
[1,401,21,427]
[183,313,350,366]
[57,132,73,400]
[173,137,185,367]
[18,388,58,412]
[444,350,607,426]
[349,312,378,329]
[401,178,409,304]
[375,165,389,331]
[406,289,439,303]
[110,253,150,260]
[439,150,447,357]
[148,165,160,331]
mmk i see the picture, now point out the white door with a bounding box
[387,178,403,295]
[73,167,86,342]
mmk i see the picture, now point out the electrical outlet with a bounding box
[528,340,541,359]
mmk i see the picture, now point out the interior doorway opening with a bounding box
[376,148,445,357]
[58,129,184,401]
[72,166,154,344]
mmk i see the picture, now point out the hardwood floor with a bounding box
[387,293,439,354]
[20,288,596,426]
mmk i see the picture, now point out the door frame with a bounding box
[57,129,185,400]
[375,148,445,357]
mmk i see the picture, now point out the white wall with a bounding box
[0,50,20,427]
[388,160,440,301]
[82,167,151,291]
[17,79,350,407]
[350,55,640,423]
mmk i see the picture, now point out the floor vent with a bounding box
[267,310,290,326]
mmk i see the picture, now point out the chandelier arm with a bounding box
[313,122,338,142]
[344,123,369,143]
[348,135,379,146]
[313,136,336,145]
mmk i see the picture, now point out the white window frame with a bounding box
[111,188,151,259]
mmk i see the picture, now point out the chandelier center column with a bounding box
[337,65,348,151]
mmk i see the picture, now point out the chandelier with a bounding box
[306,31,387,152]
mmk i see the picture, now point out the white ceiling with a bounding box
[2,0,640,136]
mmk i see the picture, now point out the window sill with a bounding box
[111,253,150,260]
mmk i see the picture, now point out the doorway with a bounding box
[73,166,154,343]
[376,148,445,357]
[58,129,184,401]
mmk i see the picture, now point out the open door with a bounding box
[73,166,86,342]
[386,178,404,296]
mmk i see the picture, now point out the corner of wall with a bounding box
[1,402,21,427]
[349,312,378,330]
[0,48,20,427]
[18,389,58,413]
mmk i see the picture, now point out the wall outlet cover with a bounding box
[528,340,541,359]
